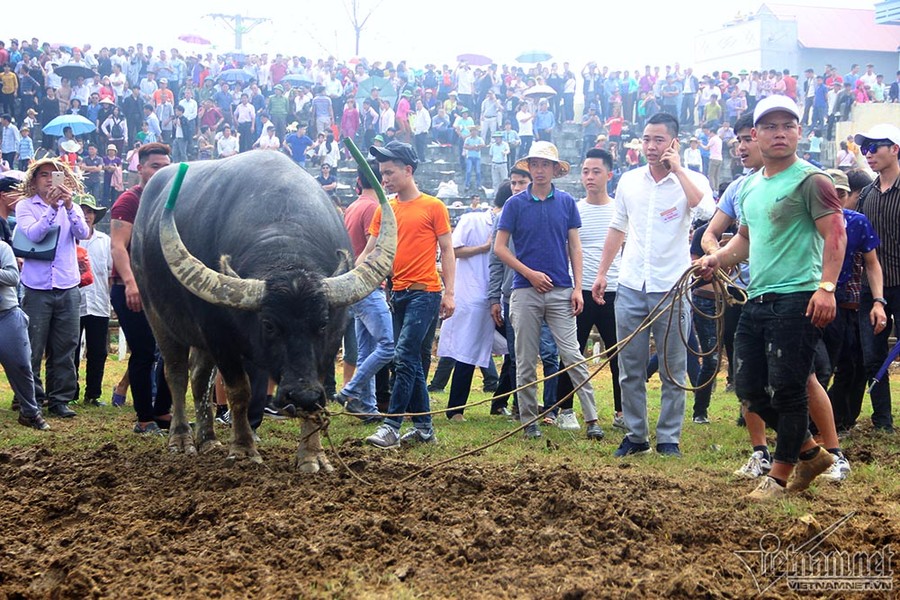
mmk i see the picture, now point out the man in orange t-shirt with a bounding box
[361,141,456,448]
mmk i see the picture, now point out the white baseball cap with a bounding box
[854,124,900,147]
[753,95,801,125]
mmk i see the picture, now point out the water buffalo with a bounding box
[131,151,395,472]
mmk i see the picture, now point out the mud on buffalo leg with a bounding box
[151,328,194,455]
[189,349,220,452]
[219,363,262,464]
[295,414,334,474]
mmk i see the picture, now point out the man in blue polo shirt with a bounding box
[493,141,604,441]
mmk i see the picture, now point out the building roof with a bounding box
[760,3,900,52]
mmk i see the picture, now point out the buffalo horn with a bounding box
[160,208,266,310]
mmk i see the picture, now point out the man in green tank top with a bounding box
[698,95,846,500]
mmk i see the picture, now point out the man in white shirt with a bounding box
[593,112,714,457]
[216,124,238,158]
[76,194,111,406]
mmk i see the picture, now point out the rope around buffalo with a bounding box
[322,265,745,483]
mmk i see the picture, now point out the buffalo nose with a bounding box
[287,388,326,413]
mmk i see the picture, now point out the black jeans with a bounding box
[825,305,867,431]
[557,291,620,413]
[110,284,172,422]
[691,296,719,418]
[734,292,819,464]
[858,287,898,430]
[78,315,109,400]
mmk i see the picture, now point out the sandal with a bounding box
[111,389,127,407]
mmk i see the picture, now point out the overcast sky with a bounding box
[16,0,876,69]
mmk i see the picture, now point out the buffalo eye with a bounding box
[262,319,277,336]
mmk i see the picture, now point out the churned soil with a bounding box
[0,437,898,599]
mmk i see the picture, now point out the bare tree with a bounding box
[343,0,385,56]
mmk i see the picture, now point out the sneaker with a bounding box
[613,436,651,457]
[366,424,400,449]
[612,414,628,431]
[820,455,851,482]
[787,447,834,492]
[693,415,710,425]
[656,443,682,457]
[523,423,542,439]
[747,476,786,501]
[449,413,466,422]
[585,423,605,440]
[84,397,106,407]
[733,450,772,479]
[399,429,437,445]
[133,421,165,435]
[18,413,50,431]
[426,385,444,393]
[724,382,735,393]
[490,407,512,417]
[263,400,288,420]
[216,409,232,426]
[111,390,126,407]
[556,410,580,431]
[345,397,383,423]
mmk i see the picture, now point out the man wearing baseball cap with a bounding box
[853,123,900,433]
[362,141,456,449]
[698,95,846,499]
[494,141,605,441]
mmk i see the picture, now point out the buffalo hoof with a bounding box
[168,432,197,455]
[295,451,334,474]
[225,445,263,465]
[199,439,223,454]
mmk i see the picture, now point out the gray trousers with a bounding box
[510,286,598,424]
[615,284,688,445]
[491,162,508,193]
[21,286,80,408]
[0,307,42,418]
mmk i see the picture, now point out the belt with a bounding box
[692,289,717,300]
[749,293,784,303]
[838,302,859,310]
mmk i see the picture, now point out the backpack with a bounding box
[110,118,123,139]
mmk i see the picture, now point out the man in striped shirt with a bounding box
[855,124,900,433]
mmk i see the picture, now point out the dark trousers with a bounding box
[78,314,109,400]
[430,355,498,390]
[557,291,621,413]
[22,286,80,408]
[825,306,867,431]
[858,287,898,431]
[723,300,743,384]
[237,121,253,153]
[734,293,819,464]
[691,296,719,418]
[447,361,476,418]
[110,284,172,422]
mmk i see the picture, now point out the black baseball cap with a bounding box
[369,140,419,172]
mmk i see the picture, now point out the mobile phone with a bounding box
[662,139,678,170]
[51,171,65,187]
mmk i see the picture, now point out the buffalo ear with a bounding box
[332,249,353,277]
[219,255,240,278]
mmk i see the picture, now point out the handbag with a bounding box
[11,225,60,261]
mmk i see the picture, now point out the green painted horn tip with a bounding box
[164,162,190,211]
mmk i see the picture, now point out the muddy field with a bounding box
[1,429,898,600]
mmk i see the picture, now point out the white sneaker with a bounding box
[612,414,628,431]
[556,410,580,431]
[734,450,772,479]
[820,454,851,482]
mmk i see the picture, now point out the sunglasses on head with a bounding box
[861,140,894,155]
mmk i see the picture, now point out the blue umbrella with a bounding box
[516,50,552,63]
[868,338,900,393]
[282,74,314,87]
[42,114,96,137]
[356,76,396,105]
[217,68,249,84]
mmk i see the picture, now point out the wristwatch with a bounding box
[818,281,836,293]
[874,297,888,306]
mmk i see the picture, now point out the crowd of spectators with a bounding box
[2,37,900,501]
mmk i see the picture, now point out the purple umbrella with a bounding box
[457,53,492,67]
[868,338,900,393]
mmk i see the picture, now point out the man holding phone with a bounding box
[593,112,715,457]
[15,159,90,418]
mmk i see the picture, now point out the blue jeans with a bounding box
[734,292,819,464]
[341,290,394,413]
[692,296,719,418]
[858,287,898,431]
[0,307,41,418]
[465,156,481,189]
[384,289,442,433]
